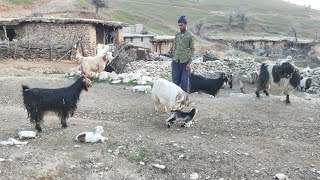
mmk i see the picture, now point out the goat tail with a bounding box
[22,85,30,92]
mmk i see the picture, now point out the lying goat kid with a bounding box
[22,76,92,132]
[75,126,107,143]
[166,108,198,128]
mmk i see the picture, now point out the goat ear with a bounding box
[176,93,183,102]
[103,54,107,62]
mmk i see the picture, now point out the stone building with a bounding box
[0,17,126,59]
[151,36,174,54]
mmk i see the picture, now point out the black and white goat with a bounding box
[189,73,229,96]
[299,77,312,92]
[166,108,198,128]
[255,61,301,103]
[22,76,92,132]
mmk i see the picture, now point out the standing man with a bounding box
[172,15,195,93]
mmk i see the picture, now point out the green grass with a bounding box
[105,141,121,151]
[127,147,154,163]
[88,0,320,39]
[3,0,37,5]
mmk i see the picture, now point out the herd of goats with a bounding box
[20,49,312,142]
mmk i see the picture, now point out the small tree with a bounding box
[194,18,207,35]
[288,23,299,44]
[227,8,251,30]
[91,0,110,13]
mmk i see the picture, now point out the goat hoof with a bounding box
[62,124,68,128]
[35,124,42,132]
[167,124,171,128]
[181,124,186,127]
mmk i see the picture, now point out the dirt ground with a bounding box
[0,60,320,180]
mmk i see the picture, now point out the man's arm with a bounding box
[189,34,195,62]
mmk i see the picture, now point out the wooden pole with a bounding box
[2,26,10,58]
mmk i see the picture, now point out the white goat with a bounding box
[151,78,190,113]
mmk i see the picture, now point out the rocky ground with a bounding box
[0,60,320,180]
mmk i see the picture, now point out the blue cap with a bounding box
[178,16,187,23]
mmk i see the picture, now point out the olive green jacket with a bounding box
[173,30,195,63]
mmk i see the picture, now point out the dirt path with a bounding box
[0,60,320,180]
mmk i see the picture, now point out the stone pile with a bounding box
[126,57,261,78]
[300,66,320,94]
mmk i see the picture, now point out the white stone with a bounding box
[152,164,165,169]
[139,161,145,166]
[190,173,199,180]
[18,131,36,139]
[275,173,288,180]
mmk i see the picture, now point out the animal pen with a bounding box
[0,17,126,60]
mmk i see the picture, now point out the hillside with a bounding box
[1,0,320,40]
[98,0,320,39]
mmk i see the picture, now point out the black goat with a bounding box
[22,76,92,132]
[189,73,229,96]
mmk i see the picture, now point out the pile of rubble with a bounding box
[300,66,320,94]
[126,56,261,78]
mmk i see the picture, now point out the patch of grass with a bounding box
[3,0,37,5]
[105,141,121,151]
[127,147,154,163]
[75,0,96,9]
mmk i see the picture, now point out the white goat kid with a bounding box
[75,126,108,143]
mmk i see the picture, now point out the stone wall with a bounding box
[126,57,261,78]
[0,23,97,59]
[153,41,173,54]
[300,67,320,94]
[124,36,153,50]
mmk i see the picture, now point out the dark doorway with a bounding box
[7,29,16,41]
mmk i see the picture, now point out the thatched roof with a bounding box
[0,17,127,28]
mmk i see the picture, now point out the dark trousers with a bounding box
[172,60,190,93]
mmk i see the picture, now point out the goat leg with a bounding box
[166,115,176,128]
[286,95,291,104]
[61,118,68,128]
[263,90,269,96]
[35,123,42,132]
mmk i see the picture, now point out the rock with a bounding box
[254,170,259,173]
[205,176,211,179]
[18,131,36,139]
[111,80,122,84]
[114,149,120,155]
[0,138,28,146]
[139,161,145,166]
[74,145,81,148]
[69,165,76,169]
[107,150,112,153]
[190,172,199,180]
[275,173,288,180]
[152,164,165,170]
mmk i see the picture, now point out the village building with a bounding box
[123,24,175,60]
[0,17,126,59]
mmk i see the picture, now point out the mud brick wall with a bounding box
[0,23,97,59]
